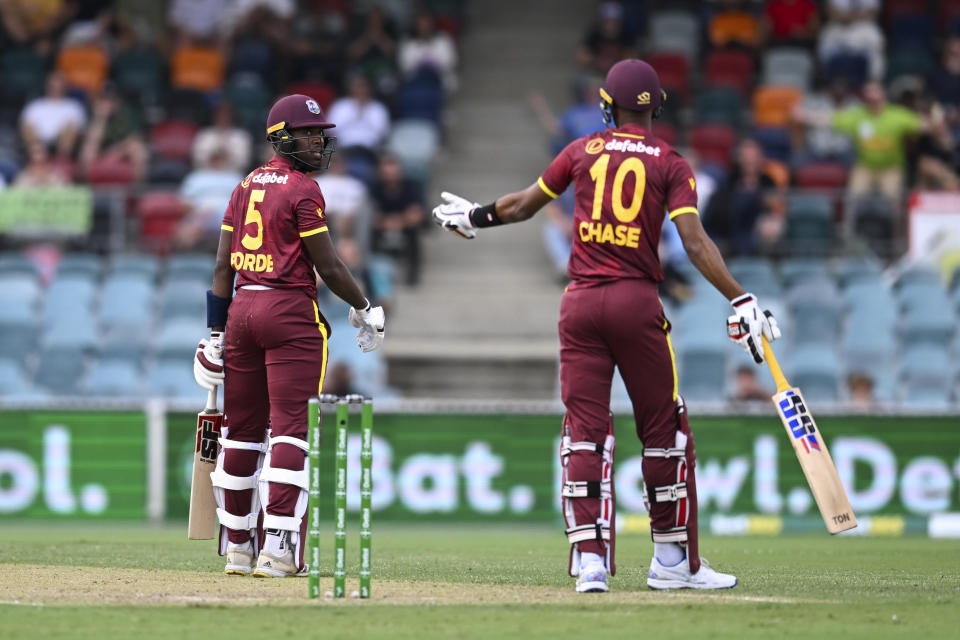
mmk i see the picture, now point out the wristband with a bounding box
[206,290,232,328]
[469,202,503,228]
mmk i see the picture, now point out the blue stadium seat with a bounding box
[778,257,831,288]
[152,318,199,361]
[761,47,813,90]
[326,319,388,398]
[899,345,952,407]
[146,358,202,400]
[0,358,38,396]
[677,330,727,403]
[44,317,98,352]
[99,274,154,332]
[165,253,215,281]
[752,127,791,163]
[787,280,842,346]
[648,10,700,59]
[897,281,951,313]
[55,252,103,279]
[787,345,841,403]
[900,304,956,347]
[0,273,41,307]
[106,253,160,280]
[785,194,834,255]
[394,67,444,123]
[35,347,87,395]
[0,252,38,277]
[833,255,883,288]
[894,264,942,290]
[158,276,208,321]
[385,119,440,185]
[84,357,143,397]
[694,88,743,128]
[728,256,782,299]
[0,299,39,362]
[44,274,97,327]
[229,38,274,78]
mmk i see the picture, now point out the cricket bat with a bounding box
[762,337,857,534]
[188,386,223,540]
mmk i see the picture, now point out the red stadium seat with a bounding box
[137,191,184,254]
[150,120,198,162]
[704,49,754,95]
[793,161,850,190]
[689,124,736,169]
[85,156,137,186]
[285,82,337,111]
[648,53,689,103]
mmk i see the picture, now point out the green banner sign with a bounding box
[0,411,147,519]
[0,186,93,236]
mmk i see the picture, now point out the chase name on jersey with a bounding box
[604,139,661,156]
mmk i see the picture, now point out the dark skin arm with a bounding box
[210,229,237,333]
[302,231,369,310]
[486,182,555,224]
[672,212,745,300]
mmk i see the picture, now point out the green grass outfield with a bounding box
[0,523,958,639]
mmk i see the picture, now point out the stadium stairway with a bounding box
[384,1,593,399]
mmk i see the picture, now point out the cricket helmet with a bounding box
[265,94,337,170]
[599,59,667,125]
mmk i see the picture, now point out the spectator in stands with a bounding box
[398,11,458,93]
[831,81,927,212]
[78,84,149,183]
[528,74,606,154]
[577,2,636,74]
[19,72,86,160]
[345,7,397,94]
[817,0,885,82]
[0,0,73,52]
[59,0,113,46]
[327,73,391,165]
[168,0,230,45]
[914,103,960,191]
[314,152,372,254]
[730,364,771,403]
[791,75,860,163]
[192,101,253,175]
[288,1,348,87]
[14,140,71,187]
[764,0,819,46]
[370,153,425,286]
[704,139,784,256]
[931,36,960,126]
[846,371,877,410]
[175,147,243,250]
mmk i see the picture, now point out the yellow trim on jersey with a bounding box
[663,319,678,402]
[612,132,645,140]
[299,226,328,238]
[537,177,559,199]
[221,224,234,232]
[313,301,329,395]
[266,121,285,134]
[668,207,699,220]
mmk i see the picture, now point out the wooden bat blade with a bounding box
[188,408,222,540]
[773,387,857,534]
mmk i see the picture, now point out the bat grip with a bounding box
[762,337,791,393]
[205,386,219,413]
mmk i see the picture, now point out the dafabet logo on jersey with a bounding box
[585,138,605,154]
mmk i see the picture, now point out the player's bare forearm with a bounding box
[673,213,744,301]
[304,232,368,309]
[492,183,554,224]
[208,229,235,332]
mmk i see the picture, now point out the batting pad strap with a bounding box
[643,447,686,459]
[650,481,688,503]
[651,526,688,544]
[219,437,266,452]
[561,435,614,464]
[562,479,612,499]
[566,523,611,544]
[216,508,257,531]
[260,466,309,490]
[269,435,309,452]
[262,513,301,532]
[210,468,258,491]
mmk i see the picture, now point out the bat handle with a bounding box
[762,336,791,393]
[206,386,219,413]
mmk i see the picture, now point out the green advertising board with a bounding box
[164,412,960,529]
[0,411,147,519]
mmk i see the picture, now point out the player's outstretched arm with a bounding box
[431,183,553,238]
[672,212,781,363]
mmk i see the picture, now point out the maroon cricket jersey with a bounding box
[539,122,699,286]
[221,155,328,297]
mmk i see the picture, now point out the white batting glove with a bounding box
[431,191,479,239]
[727,293,781,364]
[193,331,224,390]
[348,303,385,352]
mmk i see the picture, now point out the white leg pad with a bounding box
[213,427,266,555]
[561,429,615,577]
[259,434,311,567]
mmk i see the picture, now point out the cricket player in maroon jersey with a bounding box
[433,60,781,592]
[193,94,385,577]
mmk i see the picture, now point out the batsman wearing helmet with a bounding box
[194,94,385,578]
[432,60,780,592]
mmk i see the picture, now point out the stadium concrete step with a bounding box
[386,0,592,399]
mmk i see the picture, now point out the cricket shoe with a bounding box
[575,562,610,593]
[647,556,737,590]
[224,541,254,576]
[252,550,307,578]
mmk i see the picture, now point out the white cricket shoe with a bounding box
[575,562,610,593]
[647,556,737,590]
[252,550,307,578]
[224,541,254,576]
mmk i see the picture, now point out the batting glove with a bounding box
[348,303,385,352]
[431,191,479,239]
[193,331,225,390]
[727,293,781,364]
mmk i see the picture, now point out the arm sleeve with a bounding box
[665,153,699,220]
[831,107,859,135]
[296,179,329,238]
[538,140,578,199]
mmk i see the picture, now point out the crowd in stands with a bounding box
[534,0,960,408]
[0,0,463,401]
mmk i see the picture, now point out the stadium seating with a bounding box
[787,344,841,403]
[779,257,831,289]
[753,127,791,163]
[385,120,440,185]
[152,317,199,361]
[170,46,225,93]
[165,253,215,281]
[647,53,690,103]
[761,47,813,90]
[285,82,337,110]
[752,86,802,128]
[787,279,843,345]
[85,156,138,187]
[1,47,47,106]
[648,10,699,59]
[112,46,166,106]
[689,124,736,169]
[85,357,143,396]
[158,276,208,321]
[694,88,744,128]
[793,162,849,191]
[229,38,274,78]
[56,44,109,95]
[136,191,184,253]
[146,358,201,400]
[703,49,754,96]
[899,345,953,407]
[708,11,760,49]
[784,193,834,255]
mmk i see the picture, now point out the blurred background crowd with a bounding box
[1,0,959,409]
